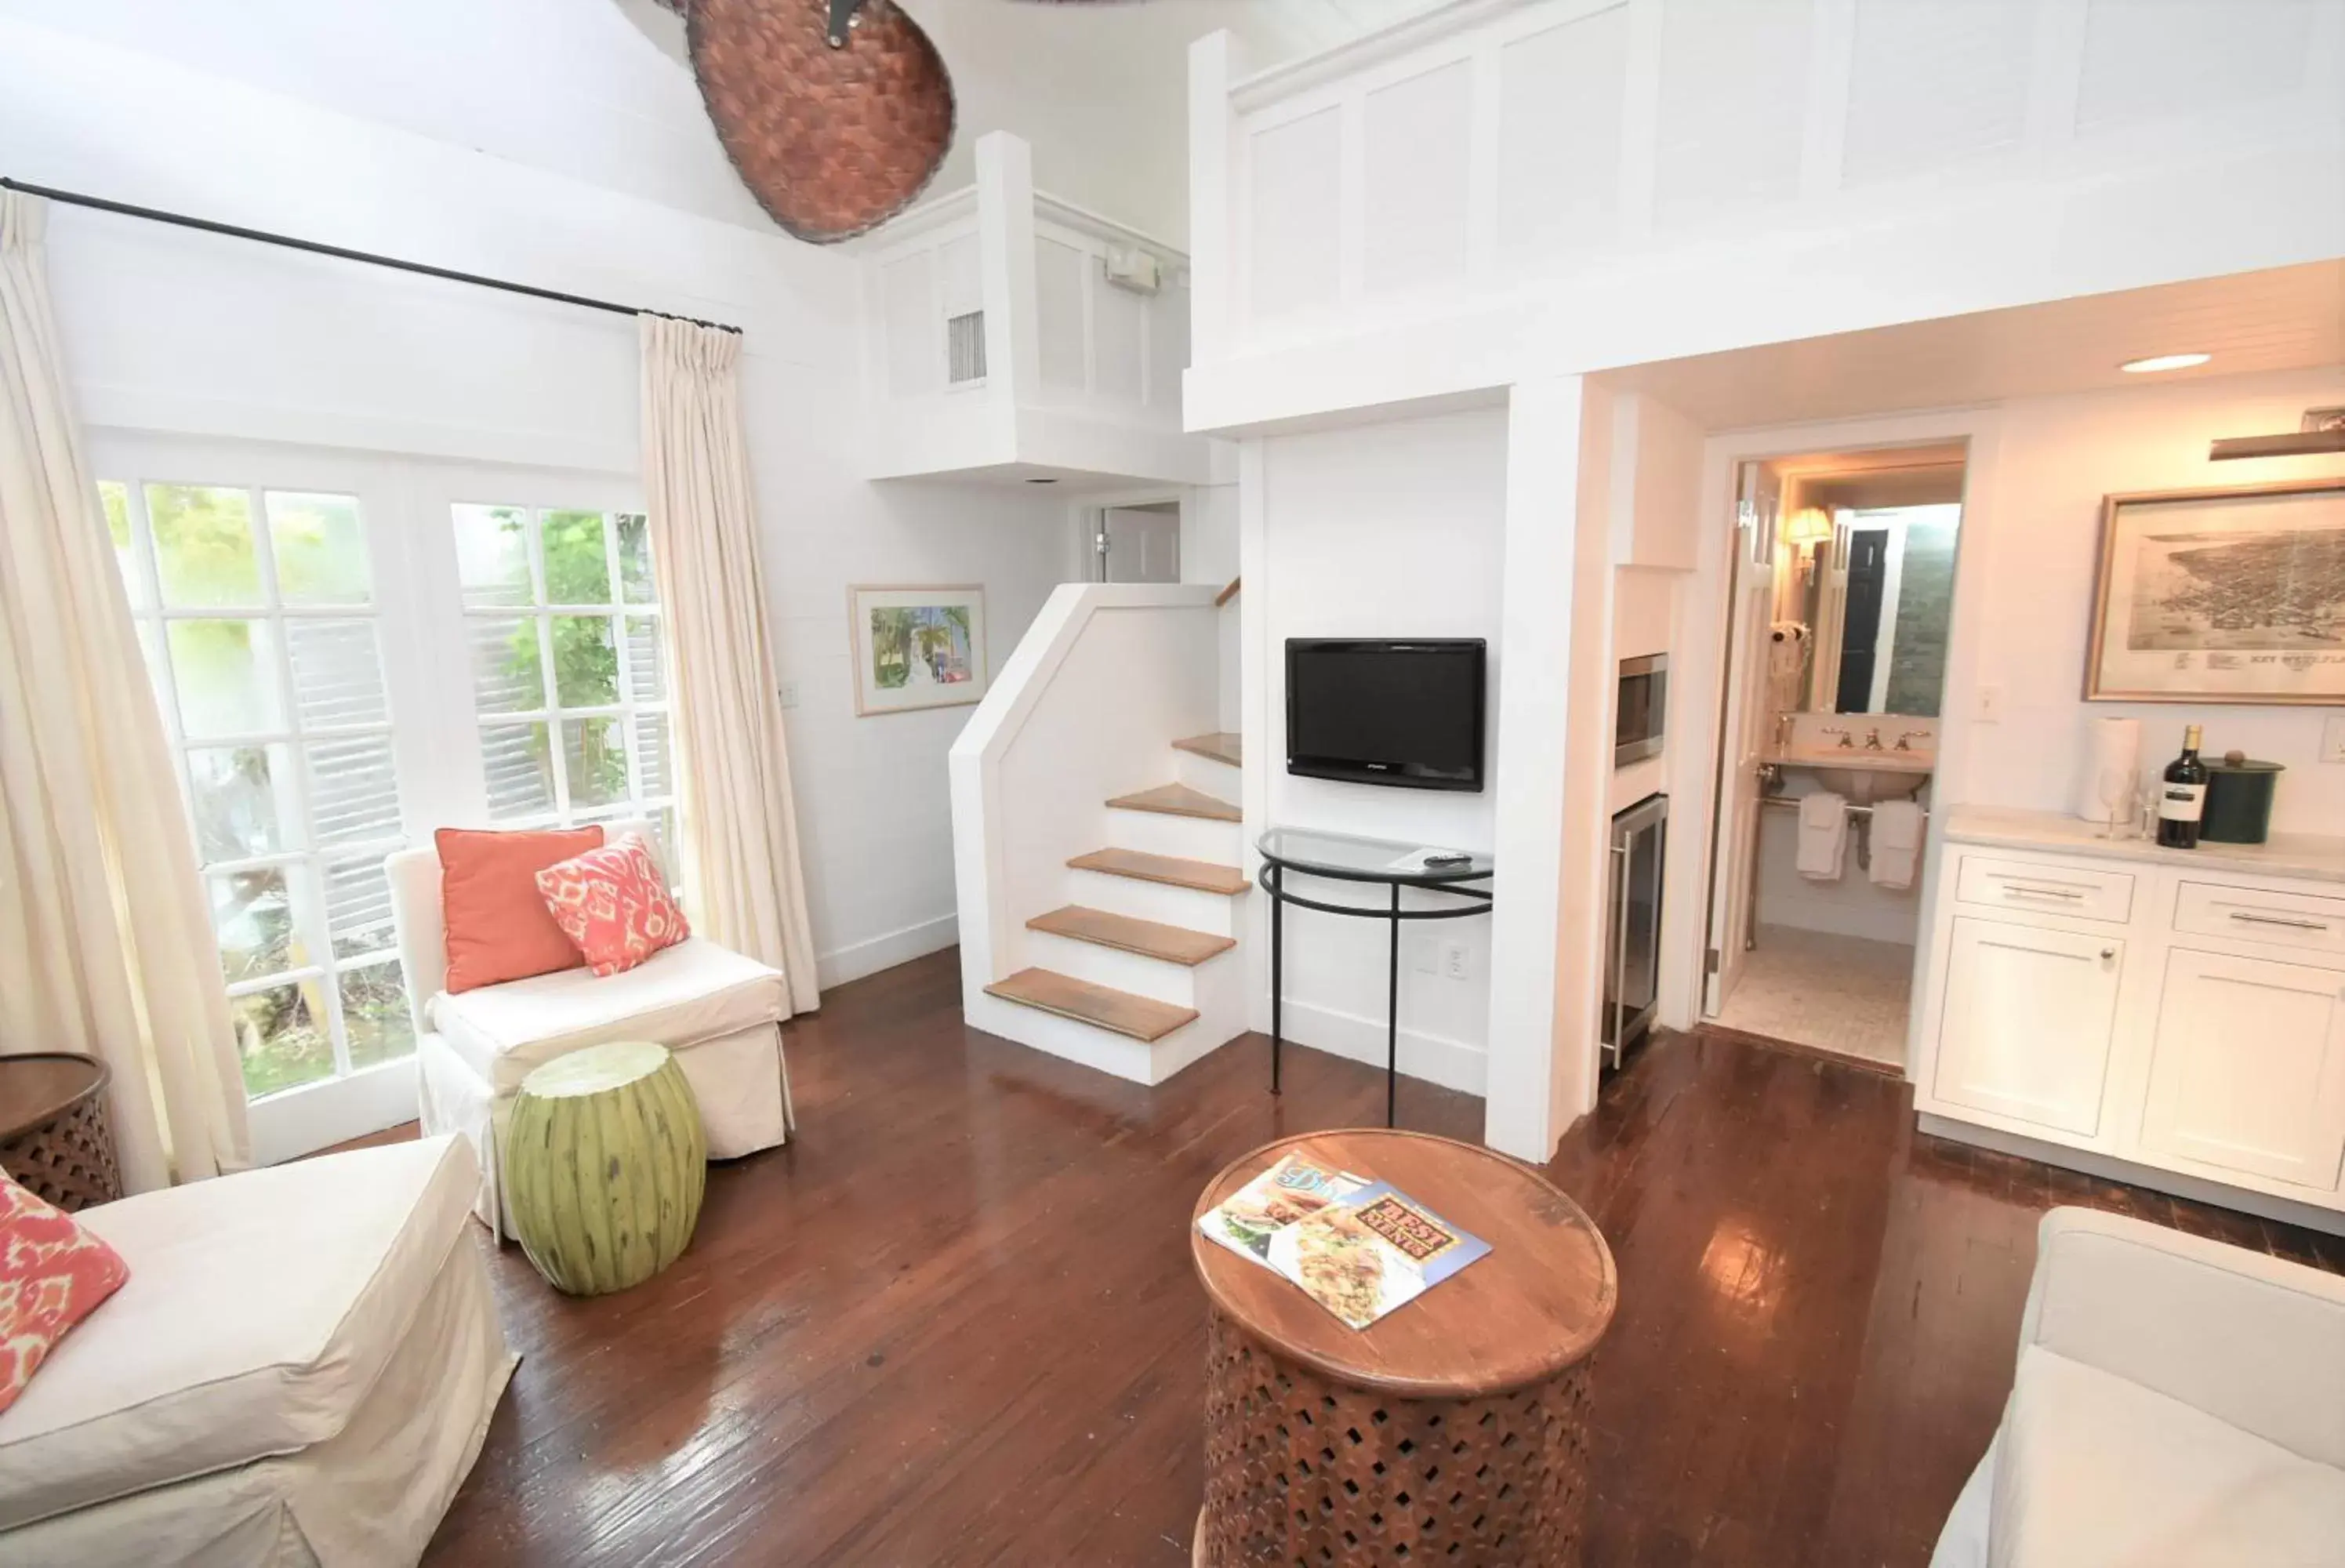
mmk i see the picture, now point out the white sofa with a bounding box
[389,817,796,1237]
[0,1136,513,1567]
[1933,1207,2345,1568]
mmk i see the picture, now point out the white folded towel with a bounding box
[1795,791,1847,880]
[1869,800,1924,891]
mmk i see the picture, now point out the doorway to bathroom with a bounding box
[1701,442,1968,1068]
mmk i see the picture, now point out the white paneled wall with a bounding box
[1199,0,2345,372]
[861,132,1210,486]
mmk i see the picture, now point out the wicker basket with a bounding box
[690,0,955,244]
[0,1053,123,1211]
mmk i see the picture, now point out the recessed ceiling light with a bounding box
[2119,353,2212,373]
[1025,476,1058,485]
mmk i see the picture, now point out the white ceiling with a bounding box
[619,0,1446,245]
[1600,261,2345,433]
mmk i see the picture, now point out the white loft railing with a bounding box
[1186,0,2345,429]
[949,583,1222,1067]
[860,132,1214,487]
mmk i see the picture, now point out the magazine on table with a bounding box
[1199,1152,1493,1330]
[1198,1151,1367,1265]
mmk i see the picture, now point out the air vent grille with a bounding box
[946,310,986,384]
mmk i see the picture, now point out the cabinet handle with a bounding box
[2227,911,2328,931]
[2099,948,2114,960]
[1998,883,2085,900]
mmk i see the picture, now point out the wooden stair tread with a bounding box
[1172,731,1243,768]
[984,968,1198,1043]
[1106,782,1240,822]
[1027,906,1236,966]
[1068,848,1250,896]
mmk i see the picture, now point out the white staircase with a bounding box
[981,731,1247,1083]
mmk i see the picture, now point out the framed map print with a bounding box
[2084,479,2345,704]
[848,584,987,716]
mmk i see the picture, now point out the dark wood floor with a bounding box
[417,947,2342,1567]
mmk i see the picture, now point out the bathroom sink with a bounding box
[1769,751,1933,804]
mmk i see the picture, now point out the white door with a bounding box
[1703,462,1778,1015]
[1932,916,2124,1136]
[1101,504,1180,583]
[2140,948,2345,1189]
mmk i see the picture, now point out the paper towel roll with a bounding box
[2074,717,2142,824]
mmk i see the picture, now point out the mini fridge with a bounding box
[1603,793,1668,1070]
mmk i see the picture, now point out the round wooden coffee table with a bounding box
[1189,1129,1616,1566]
[0,1052,122,1211]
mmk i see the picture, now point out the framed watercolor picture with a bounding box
[2084,478,2345,704]
[848,585,988,716]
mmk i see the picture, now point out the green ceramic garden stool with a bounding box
[506,1040,707,1295]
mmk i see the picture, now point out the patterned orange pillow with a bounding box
[533,832,692,977]
[0,1177,130,1415]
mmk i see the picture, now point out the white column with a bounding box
[1187,31,1247,376]
[975,131,1038,444]
[1485,374,1613,1161]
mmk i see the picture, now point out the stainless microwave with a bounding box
[1616,654,1667,766]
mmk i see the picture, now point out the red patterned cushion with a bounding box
[533,832,691,977]
[0,1177,130,1415]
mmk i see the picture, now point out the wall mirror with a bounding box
[1770,456,1966,718]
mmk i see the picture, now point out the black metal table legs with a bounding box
[1270,873,1284,1096]
[1385,883,1400,1127]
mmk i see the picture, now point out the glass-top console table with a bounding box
[1255,828,1495,1127]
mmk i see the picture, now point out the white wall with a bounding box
[5,14,1080,991]
[1188,0,2345,433]
[1249,407,1510,1092]
[1950,366,2345,837]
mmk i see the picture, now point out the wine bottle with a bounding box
[2156,724,2209,849]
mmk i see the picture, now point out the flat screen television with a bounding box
[1285,638,1486,792]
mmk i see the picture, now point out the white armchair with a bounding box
[1933,1207,2345,1568]
[387,818,796,1237]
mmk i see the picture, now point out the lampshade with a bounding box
[1782,506,1834,546]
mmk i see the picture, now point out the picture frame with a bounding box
[2083,477,2345,704]
[848,584,988,717]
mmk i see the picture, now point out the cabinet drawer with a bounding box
[1955,855,2134,924]
[2173,880,2345,959]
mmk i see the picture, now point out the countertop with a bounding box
[1941,804,2345,886]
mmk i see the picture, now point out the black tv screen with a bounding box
[1285,639,1486,792]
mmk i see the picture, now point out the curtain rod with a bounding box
[0,176,742,336]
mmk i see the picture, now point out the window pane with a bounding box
[147,483,262,607]
[306,735,402,846]
[615,513,655,603]
[324,855,398,960]
[633,711,670,799]
[550,615,618,706]
[211,866,295,983]
[285,619,388,728]
[481,721,555,819]
[100,480,149,609]
[539,510,612,604]
[187,744,294,862]
[452,504,532,607]
[266,492,370,604]
[625,615,665,702]
[562,717,627,811]
[469,615,542,713]
[168,619,284,739]
[341,960,416,1071]
[231,983,332,1098]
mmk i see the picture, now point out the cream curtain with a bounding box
[640,314,819,1015]
[0,191,251,1189]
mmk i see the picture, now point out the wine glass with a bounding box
[2094,764,2136,839]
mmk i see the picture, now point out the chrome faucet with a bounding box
[1820,725,1854,750]
[1893,729,1930,753]
[1864,726,1884,751]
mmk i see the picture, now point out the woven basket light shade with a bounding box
[690,0,954,245]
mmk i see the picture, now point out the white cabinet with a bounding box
[1918,825,2345,1224]
[2140,948,2345,1190]
[1933,916,2123,1136]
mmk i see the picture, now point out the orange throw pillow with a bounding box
[436,825,606,993]
[535,832,692,977]
[0,1177,130,1415]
